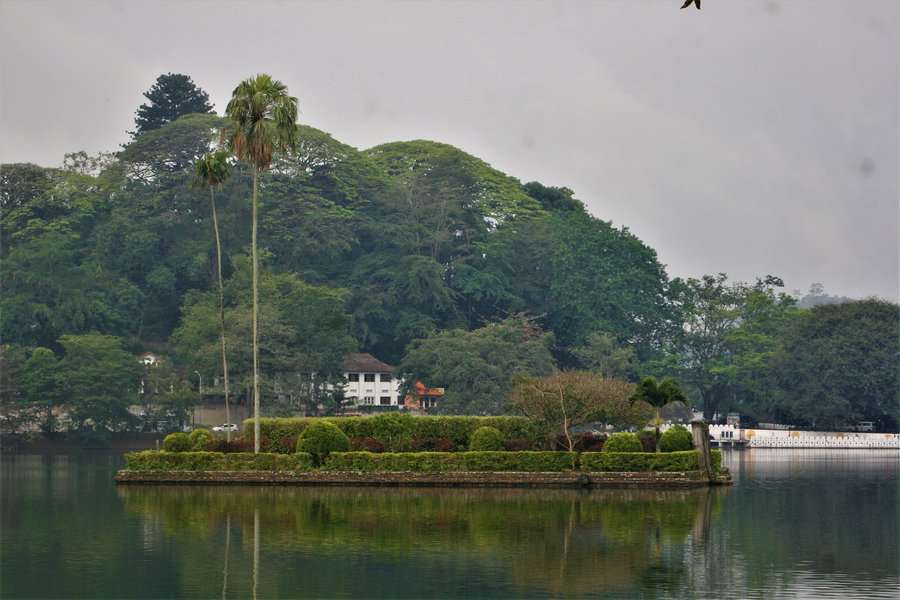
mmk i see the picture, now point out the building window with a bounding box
[348,373,359,382]
[380,396,391,405]
[380,373,392,382]
[363,396,375,405]
[364,373,375,382]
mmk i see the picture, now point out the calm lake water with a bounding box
[2,450,897,599]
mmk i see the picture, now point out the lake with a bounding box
[2,450,897,599]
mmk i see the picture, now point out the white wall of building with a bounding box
[343,371,403,407]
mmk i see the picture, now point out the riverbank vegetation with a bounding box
[2,72,898,435]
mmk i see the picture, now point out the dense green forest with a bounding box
[1,74,897,433]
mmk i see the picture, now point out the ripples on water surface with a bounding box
[2,450,897,598]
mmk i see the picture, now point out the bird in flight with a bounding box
[681,0,701,8]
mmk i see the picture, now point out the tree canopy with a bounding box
[2,73,898,433]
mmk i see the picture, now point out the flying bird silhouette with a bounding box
[681,0,701,8]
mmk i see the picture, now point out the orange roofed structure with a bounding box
[404,381,445,413]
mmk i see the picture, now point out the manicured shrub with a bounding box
[638,429,657,453]
[659,425,693,452]
[163,432,192,452]
[323,451,577,472]
[297,420,350,465]
[189,428,213,451]
[581,450,700,472]
[469,426,505,451]
[124,451,314,472]
[602,432,642,453]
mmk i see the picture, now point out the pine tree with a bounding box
[131,73,214,137]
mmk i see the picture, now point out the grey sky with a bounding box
[2,0,898,301]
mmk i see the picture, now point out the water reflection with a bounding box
[2,452,897,599]
[118,485,725,598]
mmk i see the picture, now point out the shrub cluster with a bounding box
[659,425,693,452]
[469,426,505,451]
[602,432,643,453]
[125,451,314,472]
[189,429,213,451]
[296,421,350,465]
[323,451,577,473]
[247,415,541,453]
[581,450,700,472]
[162,432,192,452]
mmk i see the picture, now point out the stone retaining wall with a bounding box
[115,469,720,488]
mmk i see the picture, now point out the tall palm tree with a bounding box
[630,376,688,448]
[194,150,232,441]
[224,74,298,453]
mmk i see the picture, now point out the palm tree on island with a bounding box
[631,376,688,449]
[193,149,232,441]
[224,74,298,453]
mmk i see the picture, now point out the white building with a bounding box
[341,353,403,407]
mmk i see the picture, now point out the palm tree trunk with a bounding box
[252,168,260,454]
[655,408,661,452]
[210,188,231,443]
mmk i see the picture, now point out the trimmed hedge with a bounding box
[124,451,314,472]
[469,426,505,451]
[581,450,700,472]
[163,432,192,452]
[659,425,693,452]
[323,451,577,472]
[602,432,643,453]
[246,415,541,453]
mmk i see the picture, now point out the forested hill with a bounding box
[2,110,898,428]
[1,113,672,363]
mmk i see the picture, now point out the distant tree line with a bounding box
[1,73,897,435]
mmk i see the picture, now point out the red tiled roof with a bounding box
[341,352,394,373]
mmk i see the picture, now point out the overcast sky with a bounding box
[2,0,897,301]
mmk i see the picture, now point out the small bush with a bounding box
[659,425,693,452]
[297,420,351,465]
[163,432,192,452]
[324,451,576,472]
[125,451,314,472]
[581,450,700,472]
[602,432,642,453]
[638,429,657,453]
[189,429,213,451]
[469,426,506,451]
[351,436,386,453]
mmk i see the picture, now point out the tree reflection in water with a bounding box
[118,485,726,597]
